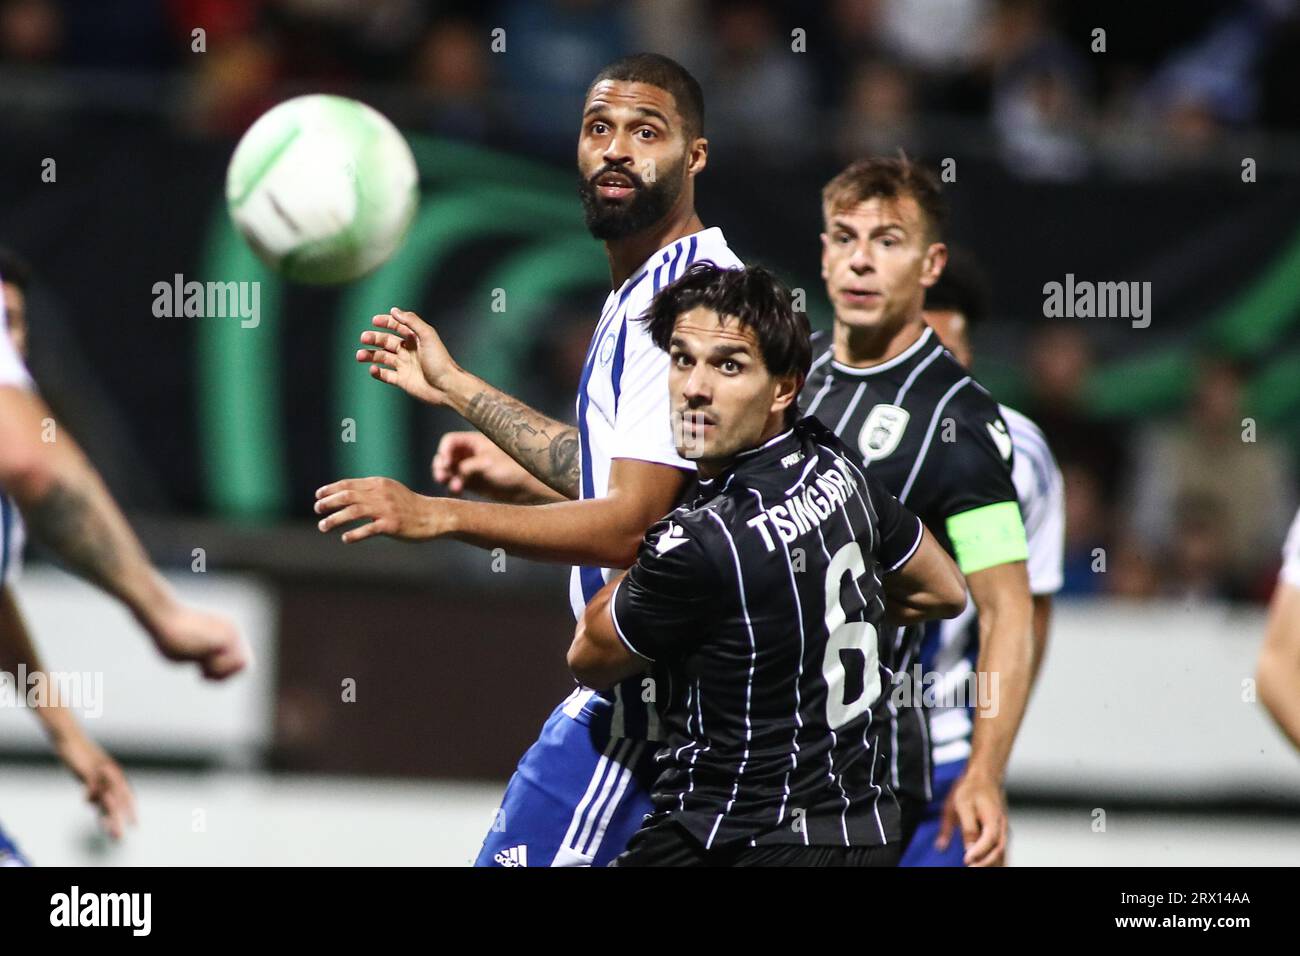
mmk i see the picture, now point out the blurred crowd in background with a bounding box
[1022,327,1295,603]
[2,0,1299,171]
[2,0,1299,607]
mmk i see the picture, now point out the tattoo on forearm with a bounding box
[25,481,122,592]
[465,390,580,497]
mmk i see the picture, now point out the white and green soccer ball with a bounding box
[226,94,419,285]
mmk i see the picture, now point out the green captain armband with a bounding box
[945,501,1029,575]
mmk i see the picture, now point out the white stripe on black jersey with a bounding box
[611,417,923,849]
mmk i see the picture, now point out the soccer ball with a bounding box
[225,94,419,285]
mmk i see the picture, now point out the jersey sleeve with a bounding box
[929,393,1028,575]
[0,326,32,391]
[608,325,694,471]
[1281,509,1300,589]
[866,476,924,574]
[610,517,718,662]
[0,273,32,390]
[1014,434,1065,596]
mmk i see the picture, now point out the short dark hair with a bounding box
[642,263,811,426]
[822,153,947,242]
[0,247,32,293]
[588,53,705,140]
[925,247,989,327]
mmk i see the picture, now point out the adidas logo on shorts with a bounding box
[493,844,528,867]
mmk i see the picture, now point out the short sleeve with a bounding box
[0,326,31,391]
[607,327,694,470]
[610,517,718,661]
[1017,442,1065,596]
[1281,509,1300,589]
[866,476,924,574]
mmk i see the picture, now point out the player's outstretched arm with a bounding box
[882,527,967,624]
[1259,581,1300,751]
[358,308,581,499]
[317,457,688,567]
[0,586,138,838]
[0,388,249,680]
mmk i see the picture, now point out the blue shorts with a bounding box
[475,691,657,867]
[899,757,967,867]
[0,820,31,867]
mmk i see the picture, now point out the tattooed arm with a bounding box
[458,388,580,500]
[0,387,247,678]
[356,308,581,499]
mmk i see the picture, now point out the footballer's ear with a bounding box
[920,242,949,289]
[772,372,802,419]
[687,136,708,177]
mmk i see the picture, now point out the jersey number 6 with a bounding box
[822,541,881,730]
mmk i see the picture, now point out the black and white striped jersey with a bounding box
[799,326,1027,801]
[610,416,924,850]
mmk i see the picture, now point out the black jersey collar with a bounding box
[695,424,805,496]
[696,421,826,496]
[828,325,934,377]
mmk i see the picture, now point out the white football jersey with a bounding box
[568,226,743,618]
[1001,404,1065,596]
[0,275,32,584]
[1280,509,1300,589]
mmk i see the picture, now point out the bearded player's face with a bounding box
[577,80,690,240]
[820,195,945,335]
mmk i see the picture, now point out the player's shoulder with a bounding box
[796,413,860,469]
[998,403,1060,469]
[638,502,730,578]
[998,403,1047,445]
[694,227,744,270]
[927,351,1002,423]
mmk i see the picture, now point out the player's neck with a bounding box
[698,416,790,480]
[605,207,706,288]
[832,314,926,368]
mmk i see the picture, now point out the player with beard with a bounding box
[314,54,743,866]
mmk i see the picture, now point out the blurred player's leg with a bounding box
[900,758,968,867]
[475,691,654,867]
[0,820,32,866]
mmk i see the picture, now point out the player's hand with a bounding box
[54,733,137,840]
[147,604,250,681]
[315,476,445,543]
[937,769,1008,867]
[433,431,546,502]
[357,308,463,407]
